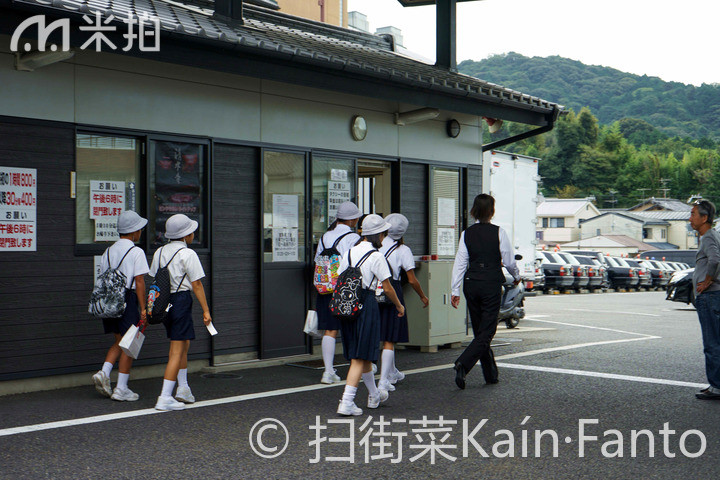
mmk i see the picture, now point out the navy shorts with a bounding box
[162,291,195,341]
[103,290,140,335]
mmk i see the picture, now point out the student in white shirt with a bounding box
[92,211,149,402]
[335,215,405,416]
[377,214,429,392]
[314,201,362,385]
[149,214,212,411]
[450,194,519,389]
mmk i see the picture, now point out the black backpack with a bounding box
[146,247,186,324]
[329,249,376,320]
[88,246,136,319]
[376,242,401,304]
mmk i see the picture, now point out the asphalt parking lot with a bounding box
[0,291,717,479]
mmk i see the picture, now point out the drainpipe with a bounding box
[482,106,562,152]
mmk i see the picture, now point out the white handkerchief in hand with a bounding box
[206,322,218,336]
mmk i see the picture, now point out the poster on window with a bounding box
[273,228,299,262]
[437,198,456,226]
[0,166,37,251]
[153,142,201,242]
[89,181,125,242]
[327,181,351,226]
[437,227,456,256]
[272,194,299,228]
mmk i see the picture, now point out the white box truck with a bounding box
[482,150,541,288]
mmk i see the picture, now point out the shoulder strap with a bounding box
[163,246,186,268]
[356,249,377,268]
[116,246,136,270]
[331,232,351,249]
[384,242,400,259]
[318,236,325,252]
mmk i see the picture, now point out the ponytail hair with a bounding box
[328,220,338,231]
[364,233,384,249]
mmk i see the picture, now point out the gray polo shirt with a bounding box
[693,228,720,294]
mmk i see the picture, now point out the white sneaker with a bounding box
[154,396,186,411]
[390,370,405,384]
[337,400,363,416]
[378,380,395,392]
[111,387,139,402]
[371,363,378,374]
[321,370,342,384]
[92,371,112,398]
[175,385,195,404]
[368,389,389,409]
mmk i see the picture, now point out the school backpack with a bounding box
[313,232,351,294]
[88,246,136,319]
[376,242,401,304]
[146,247,186,325]
[329,249,376,320]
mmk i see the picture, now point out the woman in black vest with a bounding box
[450,194,520,389]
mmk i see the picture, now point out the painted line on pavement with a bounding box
[564,308,660,317]
[523,316,659,338]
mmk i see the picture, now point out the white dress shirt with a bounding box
[149,240,205,292]
[338,241,391,290]
[451,222,520,296]
[314,224,361,264]
[100,239,149,289]
[379,236,416,281]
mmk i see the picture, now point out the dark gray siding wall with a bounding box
[211,143,260,356]
[466,165,482,226]
[400,162,429,256]
[0,118,212,380]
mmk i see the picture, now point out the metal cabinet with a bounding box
[401,260,468,352]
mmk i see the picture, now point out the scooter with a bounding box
[498,254,525,329]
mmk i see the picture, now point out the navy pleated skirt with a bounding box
[379,279,409,343]
[340,290,381,362]
[316,292,341,331]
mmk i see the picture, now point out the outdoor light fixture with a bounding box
[14,49,75,71]
[350,115,367,141]
[394,108,440,126]
[446,119,461,138]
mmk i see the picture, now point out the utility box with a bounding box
[401,260,467,352]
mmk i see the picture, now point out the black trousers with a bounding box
[456,279,502,378]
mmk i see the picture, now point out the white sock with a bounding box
[161,379,176,398]
[362,371,378,397]
[342,385,357,404]
[101,362,113,378]
[380,349,394,385]
[177,368,189,388]
[116,373,129,391]
[322,335,336,374]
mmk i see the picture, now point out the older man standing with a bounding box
[690,199,720,400]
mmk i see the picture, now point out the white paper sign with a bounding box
[437,198,456,226]
[331,169,348,181]
[90,180,125,242]
[327,181,351,226]
[273,228,299,262]
[93,255,103,284]
[437,227,456,256]
[272,194,299,228]
[0,167,37,251]
[206,322,218,336]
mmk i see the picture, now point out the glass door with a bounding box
[357,159,393,218]
[261,150,308,358]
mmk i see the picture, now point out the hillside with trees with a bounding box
[458,53,720,208]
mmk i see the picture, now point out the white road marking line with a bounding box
[497,363,707,389]
[523,316,659,338]
[564,308,660,317]
[0,317,668,438]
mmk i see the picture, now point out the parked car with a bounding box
[640,259,670,290]
[554,252,590,292]
[622,258,653,290]
[602,256,639,290]
[574,254,605,291]
[526,256,545,292]
[666,267,695,306]
[538,251,575,293]
[566,250,610,290]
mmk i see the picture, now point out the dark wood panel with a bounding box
[211,144,260,354]
[401,162,429,256]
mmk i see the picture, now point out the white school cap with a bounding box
[385,213,409,240]
[117,210,148,234]
[361,214,392,236]
[336,201,362,220]
[164,214,198,239]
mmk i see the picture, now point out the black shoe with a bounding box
[695,390,720,400]
[454,363,466,390]
[481,350,499,385]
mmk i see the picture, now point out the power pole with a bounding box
[606,189,618,208]
[637,188,649,204]
[658,178,671,199]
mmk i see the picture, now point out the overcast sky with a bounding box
[347,0,720,86]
